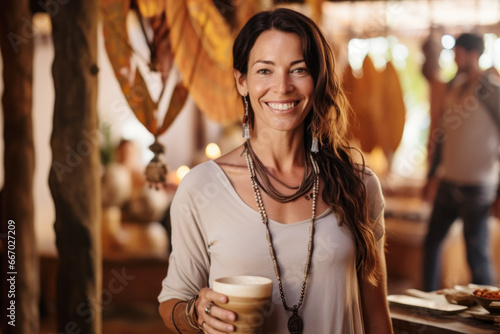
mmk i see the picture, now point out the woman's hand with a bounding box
[196,287,236,333]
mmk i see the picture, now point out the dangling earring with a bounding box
[311,136,319,153]
[242,95,250,139]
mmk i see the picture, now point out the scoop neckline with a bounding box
[209,160,332,226]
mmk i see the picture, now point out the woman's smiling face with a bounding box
[235,30,315,134]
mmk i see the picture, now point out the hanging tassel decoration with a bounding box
[145,139,168,190]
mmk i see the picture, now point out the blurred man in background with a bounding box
[423,33,500,291]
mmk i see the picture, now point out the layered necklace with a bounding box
[245,140,316,203]
[244,141,320,334]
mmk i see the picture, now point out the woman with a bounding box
[159,8,393,334]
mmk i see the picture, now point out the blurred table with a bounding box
[390,304,499,334]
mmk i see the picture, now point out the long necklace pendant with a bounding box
[287,308,303,334]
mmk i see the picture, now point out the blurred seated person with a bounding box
[116,139,171,222]
[101,139,171,259]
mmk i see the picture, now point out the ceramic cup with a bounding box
[213,276,273,333]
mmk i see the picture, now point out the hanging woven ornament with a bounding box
[145,139,168,189]
[102,0,187,190]
[102,0,241,190]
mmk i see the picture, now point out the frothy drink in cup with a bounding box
[213,276,273,333]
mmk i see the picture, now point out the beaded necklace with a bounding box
[244,144,320,334]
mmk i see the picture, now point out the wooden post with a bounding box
[48,0,101,333]
[0,0,37,333]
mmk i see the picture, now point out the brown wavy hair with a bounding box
[233,8,381,286]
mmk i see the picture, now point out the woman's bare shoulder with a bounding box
[214,144,247,174]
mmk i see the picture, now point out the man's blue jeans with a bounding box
[423,180,496,292]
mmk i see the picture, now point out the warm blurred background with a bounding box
[1,0,500,333]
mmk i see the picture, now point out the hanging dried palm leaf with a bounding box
[344,56,406,163]
[165,0,241,124]
[304,0,324,24]
[379,61,405,161]
[102,0,155,133]
[235,0,258,33]
[136,0,164,18]
[343,56,380,153]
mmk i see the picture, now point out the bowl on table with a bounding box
[473,288,500,314]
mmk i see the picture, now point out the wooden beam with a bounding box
[48,0,101,332]
[0,0,37,333]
